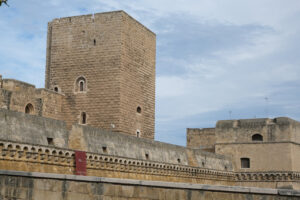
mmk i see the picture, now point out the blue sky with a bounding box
[1,0,300,146]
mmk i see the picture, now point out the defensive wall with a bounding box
[0,170,299,200]
[0,77,64,121]
[187,118,300,189]
[1,108,300,190]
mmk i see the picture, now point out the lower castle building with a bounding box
[0,10,299,199]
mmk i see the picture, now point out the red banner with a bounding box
[75,151,86,176]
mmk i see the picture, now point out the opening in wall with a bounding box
[76,77,87,92]
[241,158,250,168]
[252,134,263,141]
[25,103,34,114]
[102,146,107,153]
[145,153,149,160]
[177,158,181,163]
[81,112,87,124]
[54,87,58,92]
[137,106,142,114]
[136,130,140,138]
[47,137,54,145]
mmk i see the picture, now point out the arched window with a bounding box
[252,134,263,141]
[81,112,86,124]
[25,103,34,114]
[54,87,58,92]
[76,77,87,92]
[241,158,250,168]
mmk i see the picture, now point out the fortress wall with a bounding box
[0,171,299,200]
[292,144,300,171]
[0,109,69,148]
[69,125,232,170]
[35,89,64,121]
[215,143,293,172]
[0,89,11,109]
[2,79,39,115]
[0,108,231,170]
[186,128,216,152]
[215,118,296,143]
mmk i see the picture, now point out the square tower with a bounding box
[45,11,156,139]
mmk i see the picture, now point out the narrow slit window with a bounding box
[93,39,96,46]
[137,106,142,113]
[145,153,149,160]
[136,130,140,138]
[81,112,86,124]
[80,81,84,91]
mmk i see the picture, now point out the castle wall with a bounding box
[0,109,69,148]
[215,143,293,172]
[292,144,300,171]
[0,79,64,120]
[35,89,64,120]
[68,124,232,170]
[186,128,216,152]
[0,171,299,200]
[120,12,156,139]
[2,79,39,115]
[215,118,299,144]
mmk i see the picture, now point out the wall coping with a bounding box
[0,170,299,196]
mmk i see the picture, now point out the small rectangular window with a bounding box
[145,153,149,160]
[47,137,54,145]
[241,158,250,168]
[102,146,107,153]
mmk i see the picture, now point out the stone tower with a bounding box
[45,11,156,139]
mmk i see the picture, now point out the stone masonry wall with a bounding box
[68,124,232,171]
[187,128,216,152]
[0,109,69,148]
[45,11,155,139]
[0,171,299,200]
[120,12,156,139]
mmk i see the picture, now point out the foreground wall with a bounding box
[0,170,299,200]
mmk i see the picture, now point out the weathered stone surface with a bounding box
[0,171,299,199]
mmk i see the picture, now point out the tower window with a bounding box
[54,87,58,92]
[137,106,142,114]
[93,39,96,46]
[145,153,149,160]
[25,103,34,114]
[102,146,107,153]
[241,158,250,168]
[81,112,87,124]
[177,158,181,163]
[252,134,263,141]
[80,81,84,91]
[76,77,87,92]
[136,130,140,138]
